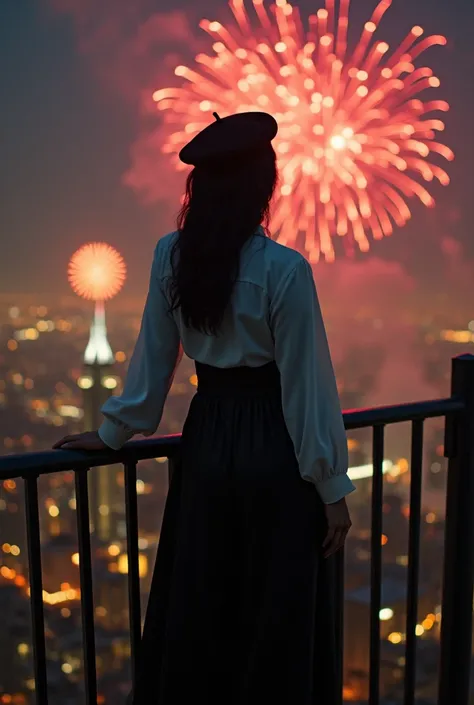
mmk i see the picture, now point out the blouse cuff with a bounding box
[98,418,134,451]
[314,473,356,504]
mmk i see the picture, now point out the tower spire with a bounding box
[84,300,114,366]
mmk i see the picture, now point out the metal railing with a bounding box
[1,353,473,705]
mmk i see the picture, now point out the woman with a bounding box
[54,111,355,704]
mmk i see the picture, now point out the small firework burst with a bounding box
[68,243,126,301]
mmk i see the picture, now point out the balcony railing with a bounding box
[1,354,473,705]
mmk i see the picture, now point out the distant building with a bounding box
[78,302,122,542]
[69,242,126,544]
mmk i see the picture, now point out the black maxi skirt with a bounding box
[131,361,338,705]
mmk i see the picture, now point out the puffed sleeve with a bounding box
[98,241,182,450]
[270,257,355,504]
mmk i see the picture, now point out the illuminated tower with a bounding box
[69,243,126,541]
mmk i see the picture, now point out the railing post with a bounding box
[334,548,345,705]
[438,354,474,705]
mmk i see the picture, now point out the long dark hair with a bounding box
[168,145,278,335]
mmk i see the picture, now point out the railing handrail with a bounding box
[0,435,182,479]
[0,395,464,480]
[342,395,463,429]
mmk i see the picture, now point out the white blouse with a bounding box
[98,230,355,504]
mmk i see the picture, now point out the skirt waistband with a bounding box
[195,361,281,396]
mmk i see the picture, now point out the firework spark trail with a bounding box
[152,0,453,262]
[69,243,126,301]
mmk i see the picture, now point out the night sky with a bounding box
[1,0,473,298]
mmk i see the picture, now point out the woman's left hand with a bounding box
[53,431,108,451]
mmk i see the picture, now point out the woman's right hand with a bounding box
[322,497,352,558]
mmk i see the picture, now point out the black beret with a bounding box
[179,111,278,166]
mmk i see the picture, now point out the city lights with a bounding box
[77,375,94,390]
[117,553,148,578]
[388,632,403,644]
[440,329,474,343]
[58,405,83,419]
[347,458,394,481]
[379,607,394,621]
[0,288,461,702]
[102,375,118,390]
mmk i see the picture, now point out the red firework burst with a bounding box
[153,0,453,262]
